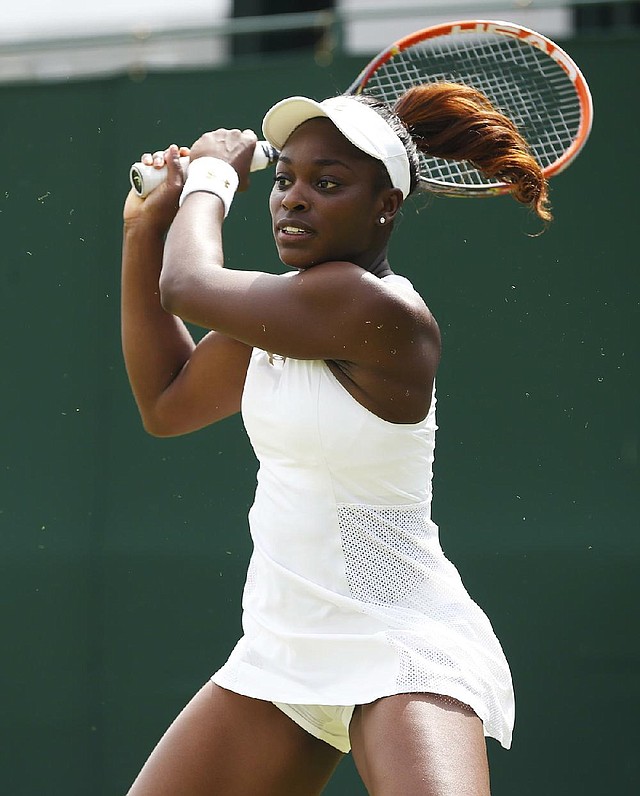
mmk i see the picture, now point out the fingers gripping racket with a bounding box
[130,19,593,199]
[129,141,278,197]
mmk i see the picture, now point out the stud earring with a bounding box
[379,216,386,225]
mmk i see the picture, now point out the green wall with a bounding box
[1,36,638,795]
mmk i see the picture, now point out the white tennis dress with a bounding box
[212,275,515,749]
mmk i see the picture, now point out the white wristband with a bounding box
[179,157,239,217]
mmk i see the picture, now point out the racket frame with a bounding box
[347,19,594,197]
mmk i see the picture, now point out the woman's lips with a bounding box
[276,221,315,244]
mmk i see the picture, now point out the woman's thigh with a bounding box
[126,682,343,796]
[349,693,491,796]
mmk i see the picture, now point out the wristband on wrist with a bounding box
[179,157,239,217]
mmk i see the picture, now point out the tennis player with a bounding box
[121,85,549,795]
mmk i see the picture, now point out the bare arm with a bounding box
[121,146,250,437]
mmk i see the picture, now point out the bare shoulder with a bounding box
[284,261,434,323]
[360,268,442,363]
[286,262,441,422]
[378,272,440,338]
[287,261,439,348]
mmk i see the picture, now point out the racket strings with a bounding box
[358,34,582,191]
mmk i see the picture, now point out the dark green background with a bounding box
[1,35,638,795]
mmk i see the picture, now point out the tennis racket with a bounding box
[129,19,593,199]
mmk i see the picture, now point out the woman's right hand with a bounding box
[123,144,189,233]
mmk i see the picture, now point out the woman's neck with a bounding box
[365,249,394,279]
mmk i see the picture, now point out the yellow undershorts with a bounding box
[273,701,355,753]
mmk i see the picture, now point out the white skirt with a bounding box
[213,500,515,749]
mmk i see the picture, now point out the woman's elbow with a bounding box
[158,271,184,317]
[140,412,175,438]
[137,401,183,438]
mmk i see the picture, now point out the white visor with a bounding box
[262,95,411,199]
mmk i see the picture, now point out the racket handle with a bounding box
[129,141,279,197]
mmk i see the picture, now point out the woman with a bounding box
[121,83,550,795]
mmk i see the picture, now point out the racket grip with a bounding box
[129,141,278,197]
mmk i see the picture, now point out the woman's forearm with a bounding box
[160,193,226,322]
[121,221,195,429]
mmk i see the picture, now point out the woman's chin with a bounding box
[278,253,317,271]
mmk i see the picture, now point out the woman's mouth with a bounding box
[276,220,315,240]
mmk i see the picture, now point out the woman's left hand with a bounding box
[189,128,258,192]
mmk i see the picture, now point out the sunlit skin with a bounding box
[269,117,399,276]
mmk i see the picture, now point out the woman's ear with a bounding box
[376,188,403,227]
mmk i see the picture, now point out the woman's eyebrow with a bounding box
[277,154,355,171]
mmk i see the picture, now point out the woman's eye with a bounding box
[317,178,339,190]
[273,175,291,189]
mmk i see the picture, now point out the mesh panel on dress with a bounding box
[392,631,480,703]
[337,502,445,612]
[337,502,502,724]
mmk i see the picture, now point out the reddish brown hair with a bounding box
[394,82,552,223]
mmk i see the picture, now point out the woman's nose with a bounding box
[281,187,309,212]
